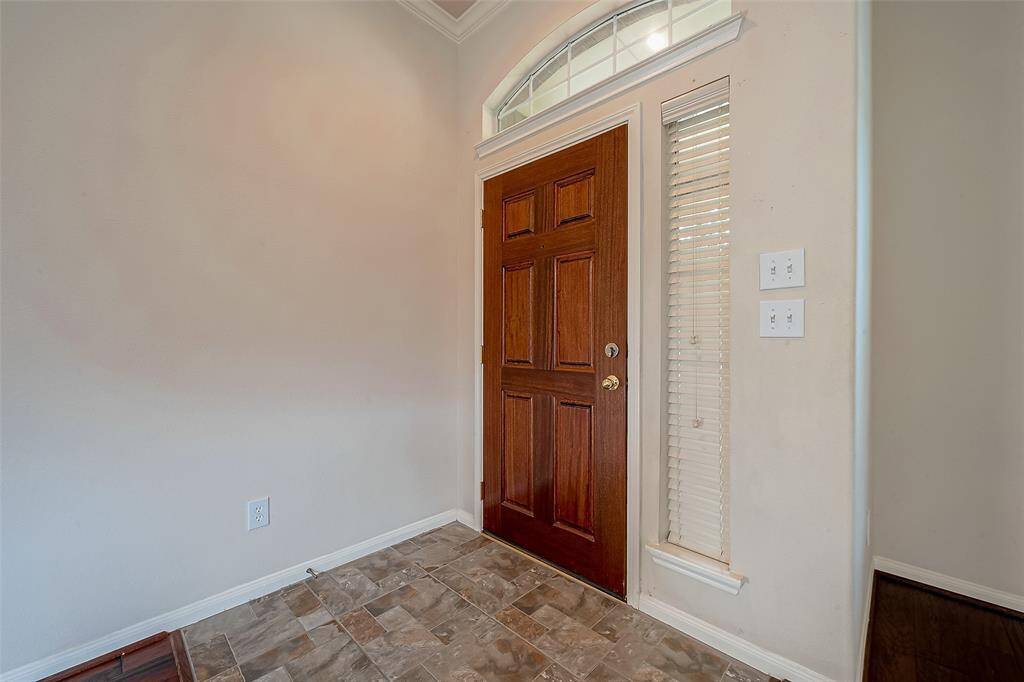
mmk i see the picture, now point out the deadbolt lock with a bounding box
[604,342,619,358]
[601,375,621,391]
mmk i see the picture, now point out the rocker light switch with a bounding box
[760,249,805,290]
[760,299,805,338]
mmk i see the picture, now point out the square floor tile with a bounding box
[422,613,549,681]
[532,605,614,677]
[494,605,548,643]
[343,547,417,583]
[238,633,316,680]
[285,635,385,681]
[190,634,236,681]
[365,577,472,630]
[185,605,256,649]
[513,575,619,628]
[341,608,387,645]
[206,667,245,682]
[307,571,382,617]
[639,631,731,681]
[592,604,668,645]
[308,620,349,647]
[361,620,445,679]
[429,606,499,646]
[227,612,306,663]
[447,543,542,584]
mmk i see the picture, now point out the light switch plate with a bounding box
[760,249,805,290]
[760,299,805,338]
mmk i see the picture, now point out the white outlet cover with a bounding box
[760,299,805,338]
[759,249,805,290]
[248,497,270,531]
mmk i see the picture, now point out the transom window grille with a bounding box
[663,78,731,563]
[497,0,732,131]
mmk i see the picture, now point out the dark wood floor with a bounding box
[42,632,194,682]
[865,571,1024,681]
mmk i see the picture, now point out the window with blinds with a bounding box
[663,78,731,563]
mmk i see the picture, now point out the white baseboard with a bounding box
[1,508,464,682]
[873,556,1024,614]
[637,595,832,682]
[455,508,479,530]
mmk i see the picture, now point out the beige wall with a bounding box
[871,1,1024,596]
[0,1,459,670]
[456,2,859,679]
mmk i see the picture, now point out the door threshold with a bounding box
[482,530,626,603]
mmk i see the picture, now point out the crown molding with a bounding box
[396,0,510,44]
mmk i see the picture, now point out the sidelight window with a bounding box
[662,78,731,563]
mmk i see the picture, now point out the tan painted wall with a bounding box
[0,1,459,670]
[455,2,859,679]
[871,1,1024,596]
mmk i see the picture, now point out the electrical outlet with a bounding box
[760,299,805,338]
[759,249,805,290]
[248,497,269,531]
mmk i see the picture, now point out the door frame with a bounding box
[473,103,644,605]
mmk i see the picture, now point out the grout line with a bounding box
[221,639,242,678]
[479,535,754,678]
[425,573,551,663]
[186,529,473,682]
[183,622,245,680]
[299,578,390,680]
[309,538,481,680]
[177,626,200,679]
[315,539,443,679]
[417,546,607,679]
[476,534,680,680]
[178,631,201,682]
[409,662,440,682]
[184,531,759,682]
[481,532,627,606]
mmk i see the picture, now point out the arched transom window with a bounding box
[496,0,732,132]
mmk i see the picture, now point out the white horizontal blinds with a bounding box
[663,78,731,563]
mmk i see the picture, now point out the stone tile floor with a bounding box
[182,523,770,681]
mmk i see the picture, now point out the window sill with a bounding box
[646,543,746,595]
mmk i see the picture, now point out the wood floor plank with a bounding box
[866,572,1024,681]
[44,632,190,682]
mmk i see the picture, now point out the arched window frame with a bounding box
[494,0,734,134]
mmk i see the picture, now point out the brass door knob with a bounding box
[601,375,620,391]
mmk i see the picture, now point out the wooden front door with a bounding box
[482,126,627,597]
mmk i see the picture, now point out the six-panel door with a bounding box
[482,126,627,597]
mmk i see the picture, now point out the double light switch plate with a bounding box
[760,299,805,338]
[759,249,805,290]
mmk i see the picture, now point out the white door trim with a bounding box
[473,103,644,605]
